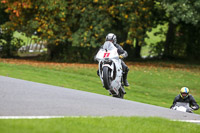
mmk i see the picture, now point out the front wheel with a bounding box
[103,67,111,90]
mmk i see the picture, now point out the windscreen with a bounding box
[102,41,115,51]
[175,102,190,107]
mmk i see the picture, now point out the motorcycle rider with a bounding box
[170,87,199,112]
[97,33,129,86]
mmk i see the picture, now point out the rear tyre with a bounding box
[119,89,124,99]
[113,88,124,99]
[103,67,111,90]
[119,89,125,99]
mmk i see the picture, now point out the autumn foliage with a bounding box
[1,0,155,46]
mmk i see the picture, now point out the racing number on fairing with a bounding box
[103,53,110,58]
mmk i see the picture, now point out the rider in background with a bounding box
[170,87,199,111]
[104,33,129,86]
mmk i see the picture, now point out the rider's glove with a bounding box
[119,55,124,59]
[186,108,193,113]
[192,106,197,110]
[171,106,175,110]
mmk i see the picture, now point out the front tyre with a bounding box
[103,67,111,90]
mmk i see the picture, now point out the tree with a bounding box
[105,0,155,58]
[1,0,71,58]
[1,0,70,41]
[0,3,9,25]
[0,2,13,57]
[1,0,156,61]
[161,0,200,59]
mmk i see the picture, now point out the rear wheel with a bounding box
[103,67,111,90]
[119,88,124,99]
[113,88,124,99]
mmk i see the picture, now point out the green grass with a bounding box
[0,61,200,114]
[0,117,199,133]
[129,65,200,108]
[141,24,168,57]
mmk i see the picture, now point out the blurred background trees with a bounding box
[1,0,200,62]
[162,0,200,60]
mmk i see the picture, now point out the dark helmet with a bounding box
[105,33,117,44]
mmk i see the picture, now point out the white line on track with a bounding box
[0,116,200,124]
[0,116,103,119]
[0,116,66,119]
[178,120,200,123]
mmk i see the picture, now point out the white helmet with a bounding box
[105,33,117,44]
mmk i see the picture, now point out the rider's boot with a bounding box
[97,70,100,76]
[123,72,129,86]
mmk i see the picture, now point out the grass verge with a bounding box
[0,117,199,133]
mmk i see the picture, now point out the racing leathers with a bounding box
[170,94,199,111]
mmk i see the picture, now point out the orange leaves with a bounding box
[1,0,71,46]
[126,40,132,45]
[66,30,72,37]
[94,33,98,38]
[35,17,39,21]
[60,18,65,21]
[13,10,19,17]
[47,30,53,36]
[84,37,87,42]
[99,6,103,10]
[1,0,7,3]
[2,0,32,19]
[124,14,128,19]
[22,2,31,9]
[37,27,41,32]
[81,7,85,12]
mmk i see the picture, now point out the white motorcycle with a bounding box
[95,41,126,98]
[171,102,193,113]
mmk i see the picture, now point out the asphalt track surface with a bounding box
[0,76,200,122]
